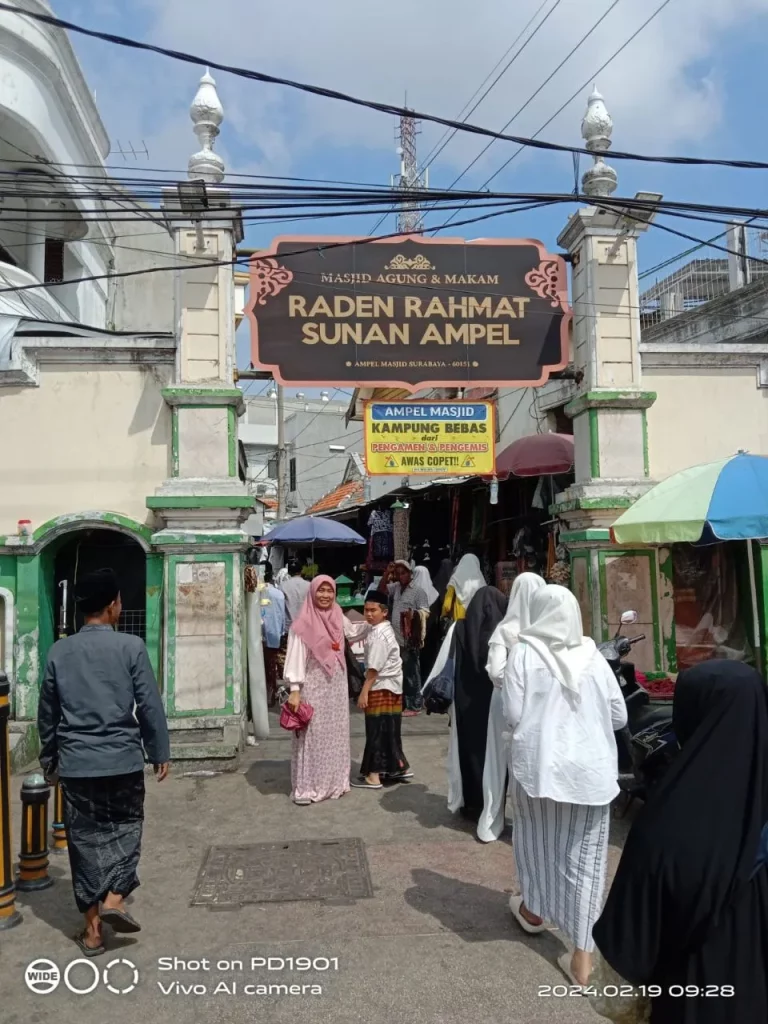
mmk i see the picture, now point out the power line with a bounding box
[0,199,559,298]
[440,0,625,196]
[418,0,561,174]
[430,0,676,234]
[367,0,558,237]
[7,2,768,173]
[2,190,768,300]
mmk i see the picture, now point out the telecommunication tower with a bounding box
[392,108,428,234]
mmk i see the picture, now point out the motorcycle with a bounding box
[599,611,678,808]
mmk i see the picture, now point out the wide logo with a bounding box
[25,957,139,996]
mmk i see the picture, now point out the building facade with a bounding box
[0,8,251,768]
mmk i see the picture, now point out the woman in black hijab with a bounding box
[593,660,768,1023]
[421,558,453,678]
[451,585,508,820]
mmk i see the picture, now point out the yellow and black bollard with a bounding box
[16,774,54,892]
[51,782,67,853]
[0,674,22,928]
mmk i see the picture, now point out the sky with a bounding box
[52,0,768,381]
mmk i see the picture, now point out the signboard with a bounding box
[364,401,495,477]
[247,236,570,391]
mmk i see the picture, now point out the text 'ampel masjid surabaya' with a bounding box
[287,294,530,346]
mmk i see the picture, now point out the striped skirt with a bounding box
[360,689,409,777]
[509,776,610,952]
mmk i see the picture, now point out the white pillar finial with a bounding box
[580,85,617,199]
[188,68,225,184]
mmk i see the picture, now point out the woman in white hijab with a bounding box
[503,585,627,987]
[478,572,545,843]
[441,554,485,622]
[411,566,439,608]
[425,554,486,814]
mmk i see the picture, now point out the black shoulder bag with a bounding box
[345,640,365,699]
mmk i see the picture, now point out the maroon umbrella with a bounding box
[495,432,574,478]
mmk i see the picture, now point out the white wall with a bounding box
[0,364,172,534]
[644,366,768,480]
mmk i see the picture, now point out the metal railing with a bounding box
[116,609,146,641]
[640,224,768,329]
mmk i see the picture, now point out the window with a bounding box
[550,404,573,435]
[44,239,65,284]
[289,458,297,492]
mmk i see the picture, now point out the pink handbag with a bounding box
[279,700,314,731]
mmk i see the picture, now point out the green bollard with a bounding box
[0,674,22,928]
[16,774,54,892]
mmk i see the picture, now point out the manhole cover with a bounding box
[190,838,374,906]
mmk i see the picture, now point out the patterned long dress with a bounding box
[291,652,351,803]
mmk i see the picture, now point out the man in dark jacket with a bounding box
[38,568,170,957]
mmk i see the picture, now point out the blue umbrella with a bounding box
[612,451,768,671]
[264,515,365,547]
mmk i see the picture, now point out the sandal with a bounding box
[101,908,141,933]
[557,952,590,988]
[74,931,105,957]
[508,894,547,934]
[351,779,383,790]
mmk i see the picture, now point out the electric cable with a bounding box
[368,0,559,236]
[432,0,675,233]
[6,2,768,173]
[440,0,625,195]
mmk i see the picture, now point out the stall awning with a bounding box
[495,432,574,478]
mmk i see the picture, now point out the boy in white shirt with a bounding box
[352,591,412,790]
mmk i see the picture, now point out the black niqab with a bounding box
[452,585,507,817]
[593,659,768,1023]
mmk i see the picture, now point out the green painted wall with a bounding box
[145,553,164,686]
[0,554,17,598]
[15,551,55,720]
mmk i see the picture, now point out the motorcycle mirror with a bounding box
[620,610,638,625]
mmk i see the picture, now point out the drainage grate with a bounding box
[190,838,374,906]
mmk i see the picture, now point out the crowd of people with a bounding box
[273,555,768,1020]
[33,558,768,1021]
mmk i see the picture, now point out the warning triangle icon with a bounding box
[462,456,476,469]
[385,456,399,469]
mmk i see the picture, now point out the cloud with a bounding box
[56,0,768,194]
[111,0,768,173]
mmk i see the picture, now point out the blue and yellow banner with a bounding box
[364,402,495,476]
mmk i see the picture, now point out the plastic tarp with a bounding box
[672,543,751,670]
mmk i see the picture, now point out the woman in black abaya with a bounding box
[451,586,507,820]
[593,660,768,1024]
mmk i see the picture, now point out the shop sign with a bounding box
[364,401,495,476]
[246,236,570,391]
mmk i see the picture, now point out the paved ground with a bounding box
[1,708,630,1023]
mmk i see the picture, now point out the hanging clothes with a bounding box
[392,507,410,562]
[368,510,394,562]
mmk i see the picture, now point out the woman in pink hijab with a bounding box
[284,575,360,804]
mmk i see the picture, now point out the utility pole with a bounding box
[393,107,427,234]
[276,382,287,519]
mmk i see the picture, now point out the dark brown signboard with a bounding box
[246,235,570,391]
